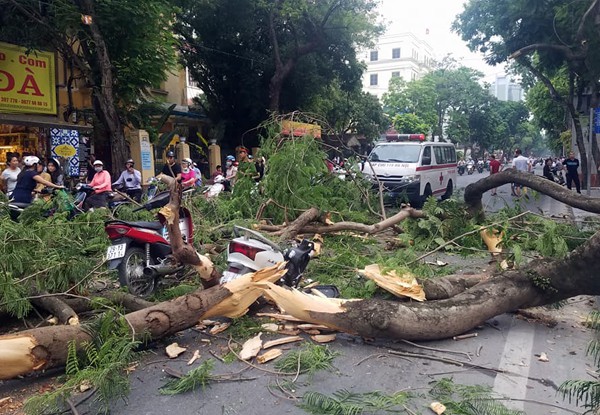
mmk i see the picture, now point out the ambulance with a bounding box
[362,134,457,206]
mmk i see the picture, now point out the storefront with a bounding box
[0,41,93,178]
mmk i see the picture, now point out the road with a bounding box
[2,168,597,415]
[92,168,594,415]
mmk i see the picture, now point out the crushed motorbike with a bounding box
[104,190,192,297]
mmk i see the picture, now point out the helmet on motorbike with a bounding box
[182,158,193,165]
[93,160,103,166]
[226,155,235,161]
[23,156,40,166]
[166,151,175,158]
[126,159,134,166]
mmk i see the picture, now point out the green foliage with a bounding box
[175,0,383,146]
[392,113,428,135]
[225,316,265,341]
[24,313,140,415]
[160,360,215,395]
[0,204,111,318]
[152,284,198,302]
[275,344,340,377]
[300,389,410,415]
[430,378,525,415]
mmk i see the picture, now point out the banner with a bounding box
[0,42,56,115]
[51,129,80,177]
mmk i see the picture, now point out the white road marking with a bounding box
[493,317,536,411]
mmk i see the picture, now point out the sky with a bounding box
[377,0,506,82]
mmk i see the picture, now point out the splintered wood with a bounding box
[358,264,426,301]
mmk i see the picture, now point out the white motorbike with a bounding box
[221,226,315,289]
[203,174,226,199]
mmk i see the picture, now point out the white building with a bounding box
[489,74,524,102]
[362,32,434,99]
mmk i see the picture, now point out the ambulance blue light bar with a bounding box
[385,133,425,142]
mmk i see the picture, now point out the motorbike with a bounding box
[202,174,226,199]
[221,226,315,288]
[73,183,132,214]
[477,162,484,174]
[457,164,465,176]
[466,163,475,175]
[104,190,192,297]
[551,167,566,186]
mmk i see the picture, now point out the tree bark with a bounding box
[257,228,600,340]
[255,207,426,236]
[463,169,600,218]
[75,0,129,175]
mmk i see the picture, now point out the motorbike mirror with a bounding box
[142,191,170,211]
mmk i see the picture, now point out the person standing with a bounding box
[511,148,530,197]
[112,159,142,202]
[488,154,502,195]
[1,153,21,196]
[563,151,581,194]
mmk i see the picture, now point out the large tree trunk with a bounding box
[463,169,600,217]
[76,0,129,175]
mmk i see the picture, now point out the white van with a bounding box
[362,135,457,206]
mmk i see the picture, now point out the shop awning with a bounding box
[0,112,93,132]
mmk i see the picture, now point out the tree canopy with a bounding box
[453,0,600,182]
[175,0,384,148]
[0,0,178,171]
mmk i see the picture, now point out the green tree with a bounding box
[453,0,600,186]
[0,0,178,172]
[175,0,383,147]
[392,113,428,135]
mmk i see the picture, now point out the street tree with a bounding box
[175,0,383,147]
[0,0,178,172]
[453,0,600,186]
[392,113,428,135]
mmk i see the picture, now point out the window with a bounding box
[434,146,457,164]
[422,147,431,165]
[370,50,378,61]
[392,48,401,59]
[391,71,400,78]
[370,74,378,86]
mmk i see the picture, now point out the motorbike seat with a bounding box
[106,220,164,231]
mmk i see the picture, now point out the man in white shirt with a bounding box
[511,148,531,197]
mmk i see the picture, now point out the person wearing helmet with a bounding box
[192,161,202,187]
[11,156,64,204]
[161,150,181,180]
[85,160,112,210]
[180,158,196,188]
[46,158,64,187]
[112,159,142,202]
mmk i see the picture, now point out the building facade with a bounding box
[489,74,524,102]
[362,33,434,99]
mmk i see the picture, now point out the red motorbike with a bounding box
[104,191,193,297]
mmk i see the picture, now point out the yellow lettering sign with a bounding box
[54,144,77,157]
[0,42,56,115]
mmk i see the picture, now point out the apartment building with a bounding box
[362,32,434,99]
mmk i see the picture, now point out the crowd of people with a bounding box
[0,152,65,203]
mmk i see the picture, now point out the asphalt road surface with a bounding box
[2,166,598,415]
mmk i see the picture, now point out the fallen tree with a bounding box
[464,168,600,217]
[1,176,599,381]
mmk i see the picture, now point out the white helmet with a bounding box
[23,156,40,166]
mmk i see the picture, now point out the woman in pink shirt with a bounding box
[85,160,112,210]
[180,158,196,188]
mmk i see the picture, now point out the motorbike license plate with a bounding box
[106,243,126,261]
